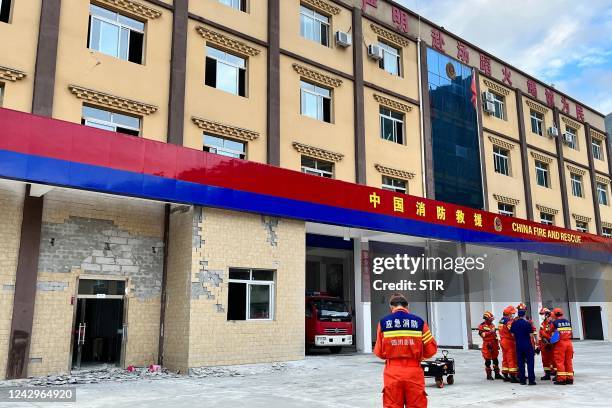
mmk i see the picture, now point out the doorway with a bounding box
[581,306,604,340]
[72,279,126,369]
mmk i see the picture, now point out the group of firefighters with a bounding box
[477,303,574,386]
[374,293,576,408]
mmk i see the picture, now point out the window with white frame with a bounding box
[218,0,246,12]
[491,92,505,120]
[530,110,544,136]
[380,107,404,144]
[570,173,583,198]
[535,161,549,188]
[597,182,609,206]
[205,46,247,96]
[0,0,11,23]
[88,4,145,64]
[300,80,331,123]
[592,139,603,161]
[378,42,401,76]
[575,221,588,233]
[540,212,554,226]
[382,176,407,194]
[227,268,274,321]
[81,105,140,136]
[300,5,329,47]
[203,134,246,159]
[603,227,612,238]
[565,126,577,150]
[493,146,510,176]
[497,203,514,217]
[301,156,333,178]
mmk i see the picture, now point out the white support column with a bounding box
[354,238,372,353]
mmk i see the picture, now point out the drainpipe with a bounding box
[157,204,170,365]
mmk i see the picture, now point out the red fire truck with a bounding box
[305,293,353,353]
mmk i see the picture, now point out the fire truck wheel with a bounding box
[329,347,342,354]
[435,377,444,388]
[446,375,454,385]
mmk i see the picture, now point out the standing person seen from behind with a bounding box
[510,308,537,385]
[374,293,438,408]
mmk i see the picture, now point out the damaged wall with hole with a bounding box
[26,188,165,377]
[161,206,306,371]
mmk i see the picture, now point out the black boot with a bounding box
[566,378,573,385]
[554,379,566,385]
[541,371,551,381]
[495,371,504,380]
[487,372,494,380]
[503,374,510,382]
[510,376,519,383]
[528,381,537,385]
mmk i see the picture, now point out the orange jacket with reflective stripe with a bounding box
[552,318,573,341]
[374,307,437,361]
[498,317,514,341]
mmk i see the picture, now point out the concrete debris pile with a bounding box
[189,362,290,378]
[24,366,179,386]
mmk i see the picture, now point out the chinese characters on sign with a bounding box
[502,67,512,86]
[561,96,569,114]
[576,105,584,121]
[527,79,537,98]
[480,54,491,76]
[392,7,408,33]
[431,29,445,52]
[545,88,555,107]
[457,42,469,64]
[362,0,378,10]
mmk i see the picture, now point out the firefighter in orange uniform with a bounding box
[550,308,574,385]
[538,308,555,380]
[374,293,438,408]
[478,311,503,380]
[499,306,519,382]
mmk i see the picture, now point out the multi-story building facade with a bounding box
[0,0,610,379]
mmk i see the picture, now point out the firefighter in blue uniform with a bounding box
[510,308,537,385]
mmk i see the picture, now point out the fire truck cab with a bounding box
[305,292,353,353]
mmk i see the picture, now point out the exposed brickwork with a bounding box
[26,189,164,377]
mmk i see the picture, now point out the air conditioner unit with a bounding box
[367,44,384,61]
[484,101,496,114]
[482,91,495,102]
[563,132,574,144]
[547,126,559,137]
[335,31,352,47]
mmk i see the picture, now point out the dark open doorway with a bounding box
[72,279,125,369]
[581,306,604,340]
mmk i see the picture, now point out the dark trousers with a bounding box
[516,344,535,383]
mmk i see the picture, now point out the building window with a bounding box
[491,92,505,120]
[300,5,329,47]
[203,134,246,159]
[597,183,609,206]
[593,139,603,161]
[88,4,145,64]
[570,173,583,198]
[497,203,514,217]
[0,0,11,23]
[378,42,401,76]
[218,0,246,12]
[227,268,274,321]
[301,156,333,178]
[81,105,140,136]
[535,161,549,188]
[205,46,247,97]
[380,107,404,144]
[540,212,554,226]
[493,146,510,176]
[530,110,544,136]
[565,126,577,150]
[382,176,407,194]
[300,81,331,123]
[603,227,612,238]
[575,221,588,233]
